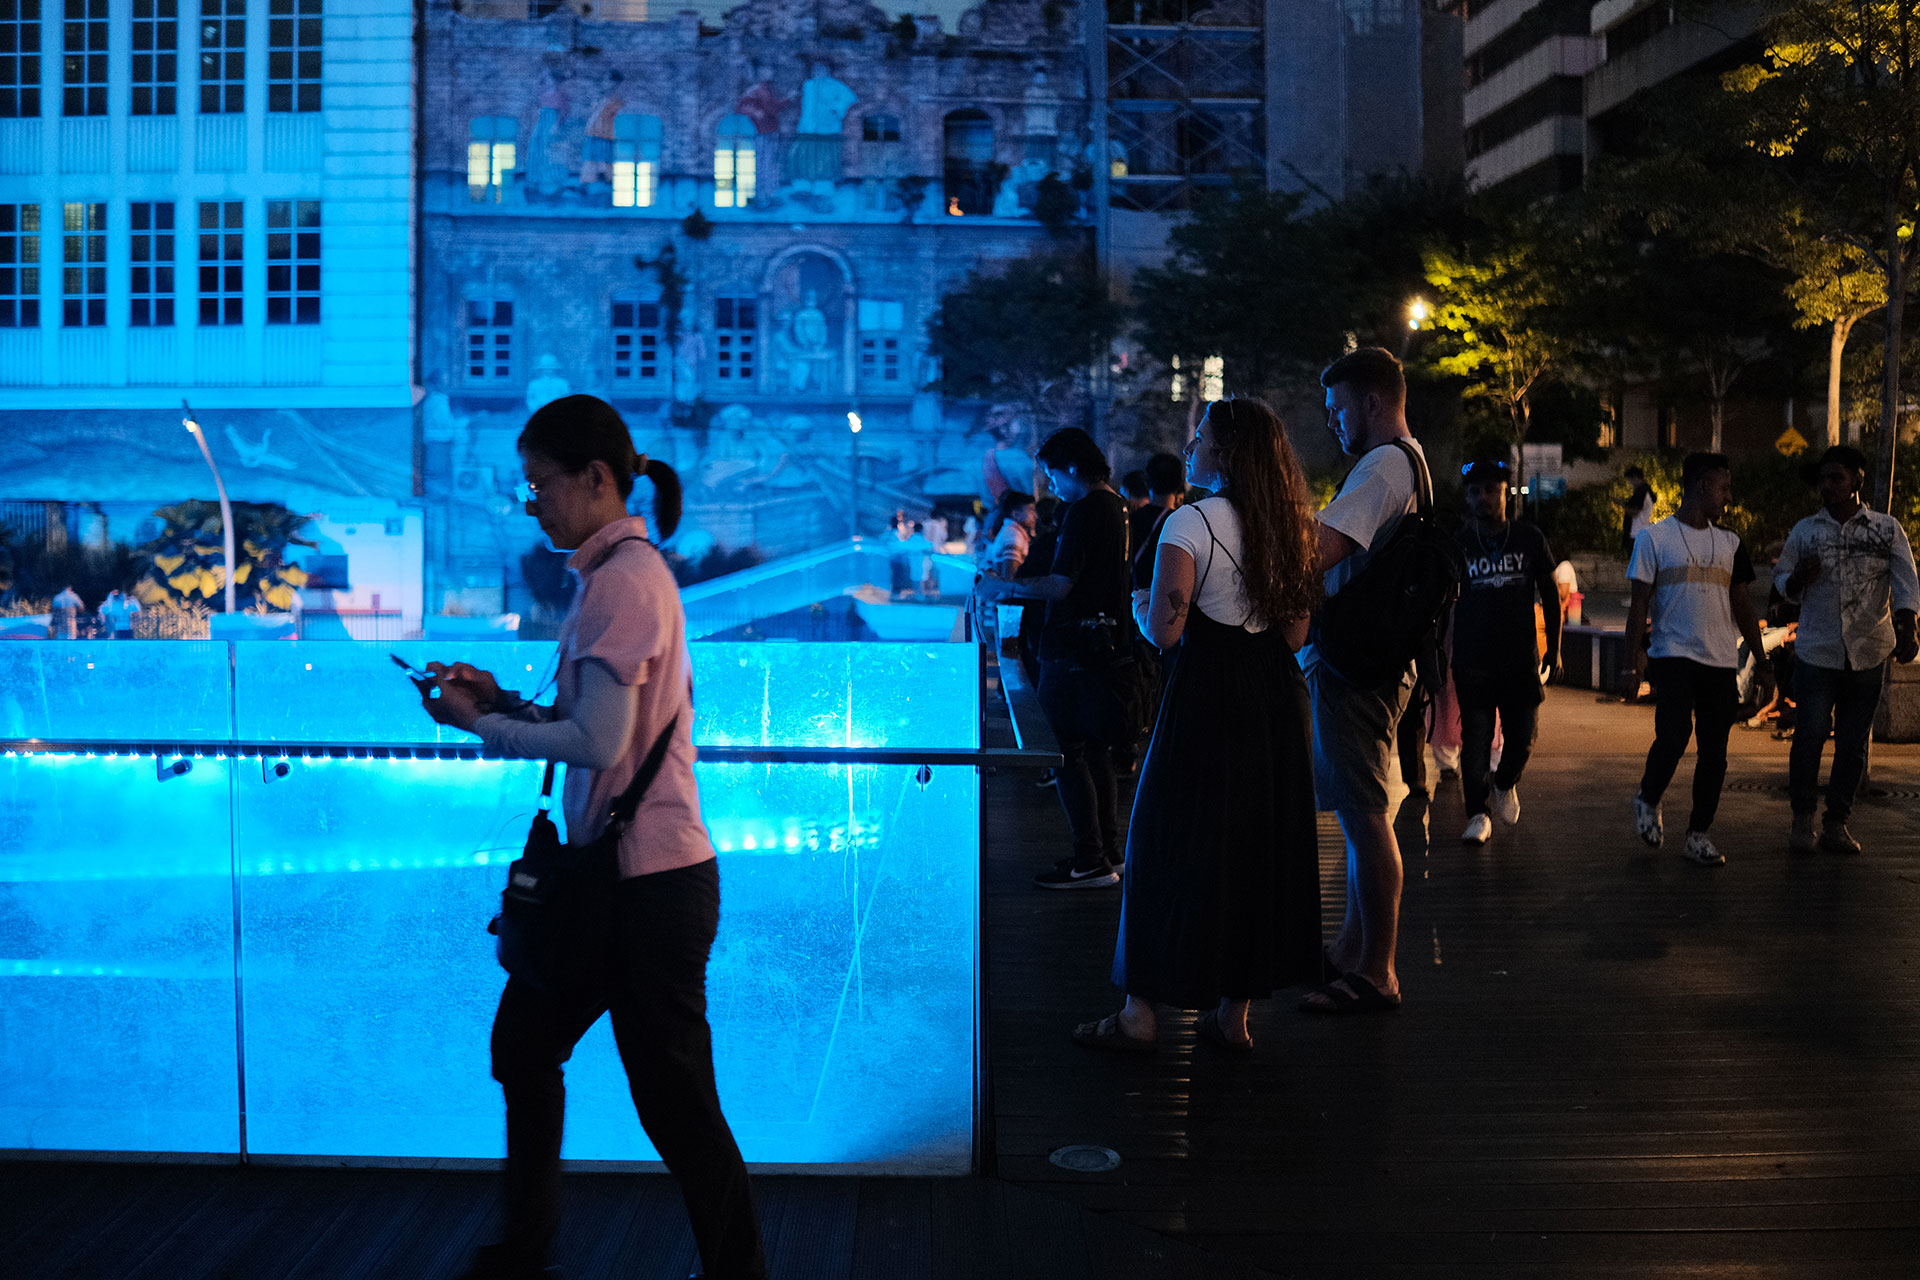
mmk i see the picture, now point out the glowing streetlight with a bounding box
[847,410,862,434]
[1407,298,1429,331]
[847,410,863,539]
[182,400,238,614]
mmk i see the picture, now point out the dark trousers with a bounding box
[1639,657,1739,834]
[490,859,766,1280]
[1039,658,1129,867]
[1396,691,1428,792]
[1455,672,1541,817]
[1789,662,1883,824]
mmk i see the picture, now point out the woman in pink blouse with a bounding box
[422,395,765,1280]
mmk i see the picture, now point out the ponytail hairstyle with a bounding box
[518,394,682,540]
[1202,398,1320,626]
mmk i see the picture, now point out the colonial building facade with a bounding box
[420,0,1092,601]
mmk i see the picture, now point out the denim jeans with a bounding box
[1789,662,1883,824]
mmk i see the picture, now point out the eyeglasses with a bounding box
[513,468,582,504]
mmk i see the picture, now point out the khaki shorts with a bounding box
[1301,644,1412,814]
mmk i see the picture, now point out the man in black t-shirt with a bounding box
[1129,452,1186,591]
[1452,459,1561,846]
[976,427,1132,888]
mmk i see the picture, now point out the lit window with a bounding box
[611,296,662,382]
[465,299,513,381]
[131,0,178,116]
[266,199,319,325]
[62,0,107,116]
[199,0,244,114]
[197,199,242,326]
[130,201,175,327]
[0,203,41,328]
[61,200,105,326]
[612,114,662,208]
[267,0,321,114]
[0,0,41,118]
[714,296,755,380]
[1201,355,1223,402]
[468,116,517,202]
[714,114,757,208]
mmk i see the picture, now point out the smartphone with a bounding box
[390,652,434,694]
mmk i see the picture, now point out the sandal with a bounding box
[1071,1013,1157,1054]
[1298,972,1402,1016]
[1197,1009,1253,1054]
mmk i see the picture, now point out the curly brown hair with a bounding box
[1203,398,1320,626]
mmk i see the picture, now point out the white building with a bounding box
[0,0,421,627]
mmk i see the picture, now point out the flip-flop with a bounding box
[1071,1013,1157,1054]
[1196,1009,1253,1054]
[1298,972,1403,1016]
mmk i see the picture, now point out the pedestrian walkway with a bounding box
[989,686,1920,1277]
[5,689,1917,1278]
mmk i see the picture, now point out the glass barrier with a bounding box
[0,642,981,1172]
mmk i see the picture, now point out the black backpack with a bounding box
[1312,439,1466,691]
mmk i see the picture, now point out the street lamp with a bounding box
[1399,298,1430,360]
[181,400,237,614]
[847,410,863,540]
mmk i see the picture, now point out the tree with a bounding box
[1422,215,1584,503]
[1781,231,1886,444]
[1727,0,1920,505]
[926,247,1123,441]
[133,501,316,610]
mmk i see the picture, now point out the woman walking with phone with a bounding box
[419,394,765,1280]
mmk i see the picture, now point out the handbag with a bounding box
[491,713,680,994]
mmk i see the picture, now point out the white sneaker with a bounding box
[1632,794,1663,848]
[1491,785,1521,826]
[1461,813,1493,845]
[1682,830,1725,866]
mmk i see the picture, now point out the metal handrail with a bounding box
[0,738,1060,767]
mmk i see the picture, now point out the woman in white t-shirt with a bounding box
[419,395,766,1280]
[1071,398,1323,1055]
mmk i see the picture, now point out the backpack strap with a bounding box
[1390,438,1434,515]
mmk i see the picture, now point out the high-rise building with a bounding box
[0,0,419,624]
[1457,0,1598,198]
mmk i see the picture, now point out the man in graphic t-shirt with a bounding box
[1625,453,1767,866]
[1451,459,1561,847]
[1299,347,1423,1015]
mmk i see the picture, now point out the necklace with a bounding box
[1676,518,1714,568]
[1476,519,1512,562]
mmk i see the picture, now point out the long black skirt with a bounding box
[1112,606,1321,1007]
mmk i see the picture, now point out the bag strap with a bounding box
[537,760,557,811]
[608,711,681,831]
[1390,438,1434,515]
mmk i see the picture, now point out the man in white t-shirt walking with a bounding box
[1625,453,1767,866]
[1299,348,1422,1014]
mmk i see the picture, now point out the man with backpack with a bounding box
[1299,347,1442,1014]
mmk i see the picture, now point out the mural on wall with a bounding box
[769,253,845,393]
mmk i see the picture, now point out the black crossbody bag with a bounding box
[491,712,680,994]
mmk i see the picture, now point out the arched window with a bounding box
[611,113,663,208]
[714,114,757,208]
[943,109,995,216]
[468,116,517,202]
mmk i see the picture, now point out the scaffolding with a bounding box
[1103,0,1265,213]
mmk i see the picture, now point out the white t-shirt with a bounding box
[1627,516,1755,669]
[1159,496,1266,632]
[1318,437,1425,598]
[1552,560,1577,593]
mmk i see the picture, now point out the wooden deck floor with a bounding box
[6,687,1918,1277]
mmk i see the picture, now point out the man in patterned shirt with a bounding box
[1775,446,1920,855]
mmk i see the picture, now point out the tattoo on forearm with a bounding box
[1165,588,1188,623]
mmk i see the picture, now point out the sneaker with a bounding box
[1632,794,1663,848]
[1819,822,1862,855]
[1788,813,1817,855]
[1491,784,1521,825]
[1461,813,1493,845]
[1034,861,1120,889]
[1682,830,1725,866]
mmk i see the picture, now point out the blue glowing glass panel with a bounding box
[0,754,241,1153]
[0,642,233,741]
